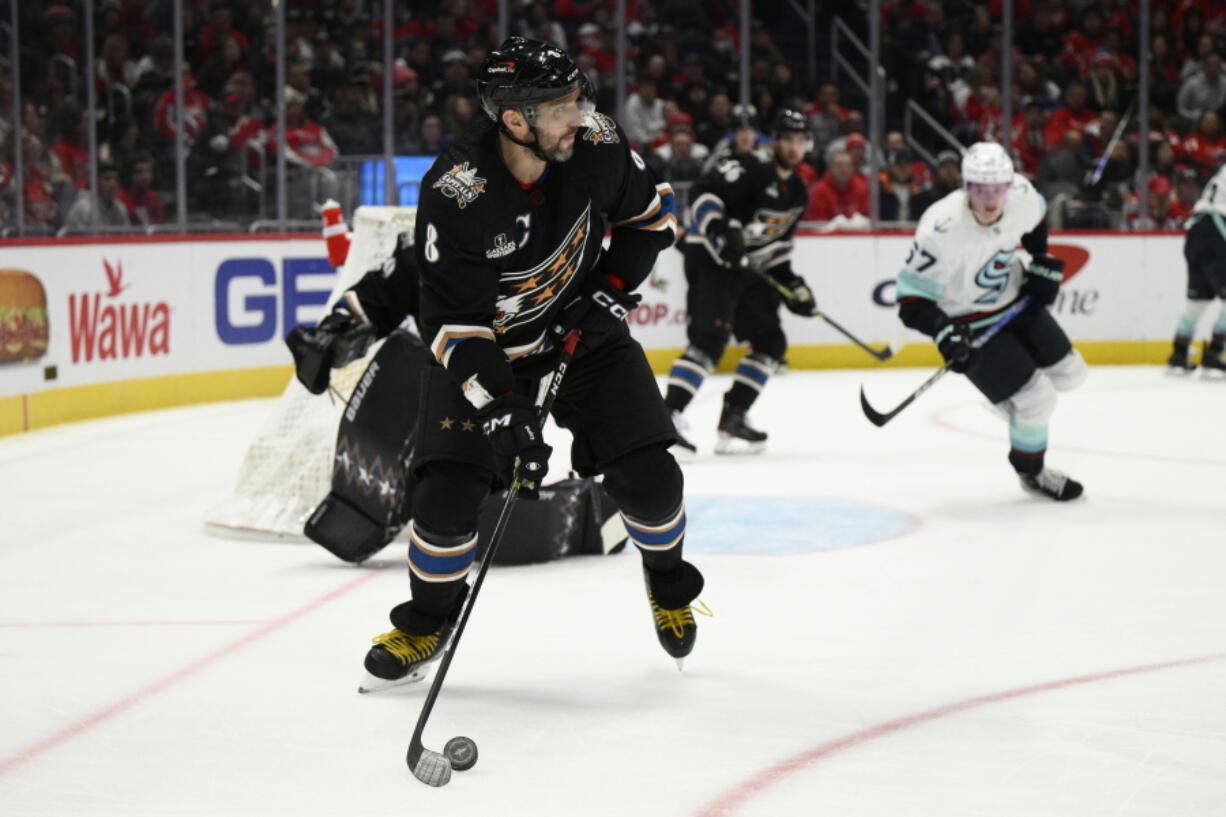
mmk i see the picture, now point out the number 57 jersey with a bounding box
[897,174,1046,320]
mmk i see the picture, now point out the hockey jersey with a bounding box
[414,115,676,403]
[897,173,1046,324]
[684,152,808,276]
[1190,164,1226,221]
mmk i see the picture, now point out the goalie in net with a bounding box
[205,202,625,564]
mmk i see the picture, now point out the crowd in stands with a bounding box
[1,0,1224,235]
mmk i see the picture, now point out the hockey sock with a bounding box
[623,502,687,573]
[1007,420,1047,475]
[1210,311,1226,351]
[665,347,714,413]
[724,352,779,411]
[406,520,477,620]
[1174,298,1211,344]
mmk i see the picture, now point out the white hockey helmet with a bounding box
[961,141,1014,185]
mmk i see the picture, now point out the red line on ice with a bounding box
[694,652,1226,817]
[0,567,386,777]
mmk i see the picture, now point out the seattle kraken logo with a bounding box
[974,250,1016,304]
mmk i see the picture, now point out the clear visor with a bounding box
[536,93,595,127]
[966,181,1011,208]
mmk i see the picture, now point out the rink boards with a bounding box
[0,231,1205,434]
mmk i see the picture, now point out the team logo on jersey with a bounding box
[745,206,805,245]
[432,162,487,209]
[485,233,517,259]
[973,250,1017,304]
[582,112,620,145]
[493,205,590,337]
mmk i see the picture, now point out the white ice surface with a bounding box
[2,366,1224,816]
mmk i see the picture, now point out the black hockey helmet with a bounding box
[772,108,809,139]
[731,102,759,132]
[476,37,594,126]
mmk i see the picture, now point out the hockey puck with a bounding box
[444,736,478,771]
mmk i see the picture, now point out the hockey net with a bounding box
[205,205,418,538]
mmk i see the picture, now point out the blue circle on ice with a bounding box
[682,496,916,555]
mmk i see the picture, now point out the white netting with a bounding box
[205,206,418,538]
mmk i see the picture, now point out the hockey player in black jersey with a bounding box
[664,108,815,454]
[359,38,706,689]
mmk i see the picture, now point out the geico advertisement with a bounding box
[0,233,1194,399]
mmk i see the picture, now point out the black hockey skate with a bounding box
[670,410,697,456]
[1019,468,1084,501]
[1166,342,1197,372]
[359,591,466,693]
[642,561,708,669]
[1200,342,1226,374]
[715,403,767,455]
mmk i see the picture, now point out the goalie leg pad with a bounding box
[304,491,388,563]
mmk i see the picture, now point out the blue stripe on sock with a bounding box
[734,362,770,386]
[409,544,476,580]
[624,512,686,549]
[669,365,705,388]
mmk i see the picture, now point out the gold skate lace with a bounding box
[371,629,439,664]
[651,599,713,638]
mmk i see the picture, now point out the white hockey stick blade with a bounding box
[410,747,453,787]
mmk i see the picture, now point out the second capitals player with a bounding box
[359,38,706,690]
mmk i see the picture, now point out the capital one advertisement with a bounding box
[0,232,1195,406]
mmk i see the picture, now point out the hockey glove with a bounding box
[777,273,818,316]
[935,321,975,374]
[478,393,552,500]
[285,307,376,395]
[709,218,747,270]
[550,275,641,352]
[1021,254,1065,308]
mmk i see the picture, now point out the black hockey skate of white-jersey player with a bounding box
[1166,163,1226,373]
[360,37,707,691]
[896,141,1087,501]
[664,108,813,455]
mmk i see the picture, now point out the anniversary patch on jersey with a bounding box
[432,162,487,209]
[582,112,621,145]
[492,205,591,341]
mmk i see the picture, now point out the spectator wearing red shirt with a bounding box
[1012,99,1049,176]
[1126,175,1192,229]
[197,4,250,63]
[1177,111,1226,173]
[805,151,870,222]
[1060,7,1107,78]
[118,154,164,226]
[1044,83,1097,149]
[50,107,90,190]
[153,69,211,147]
[280,90,338,168]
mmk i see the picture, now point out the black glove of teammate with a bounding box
[285,308,376,395]
[478,393,552,500]
[777,273,818,316]
[935,321,974,373]
[1021,254,1065,308]
[709,218,746,270]
[550,275,641,352]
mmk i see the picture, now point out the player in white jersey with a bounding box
[896,142,1088,500]
[1166,163,1226,372]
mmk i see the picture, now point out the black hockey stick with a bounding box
[859,297,1031,427]
[406,329,581,787]
[750,267,894,361]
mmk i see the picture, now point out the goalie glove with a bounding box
[708,217,747,270]
[776,272,818,316]
[285,306,376,395]
[1021,254,1065,308]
